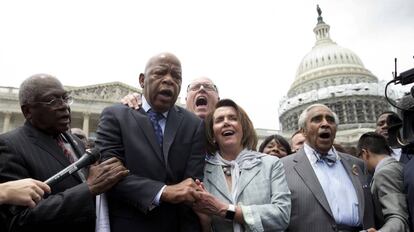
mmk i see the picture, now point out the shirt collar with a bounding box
[304,142,339,165]
[142,95,169,118]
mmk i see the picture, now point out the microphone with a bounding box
[45,148,101,186]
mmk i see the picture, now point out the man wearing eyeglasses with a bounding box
[122,76,220,119]
[0,74,129,232]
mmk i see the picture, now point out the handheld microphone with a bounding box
[45,148,101,186]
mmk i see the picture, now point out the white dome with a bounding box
[287,18,377,97]
[296,43,365,77]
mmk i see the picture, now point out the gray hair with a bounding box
[19,74,60,106]
[298,103,339,129]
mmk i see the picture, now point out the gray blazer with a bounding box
[281,148,374,232]
[204,154,291,232]
[371,157,409,232]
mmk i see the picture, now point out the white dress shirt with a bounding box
[304,143,360,226]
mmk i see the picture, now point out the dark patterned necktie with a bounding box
[314,151,337,166]
[56,136,75,163]
[148,110,164,146]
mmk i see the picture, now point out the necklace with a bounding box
[222,166,231,176]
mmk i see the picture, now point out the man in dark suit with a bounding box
[0,74,128,232]
[281,104,374,232]
[96,52,206,232]
[358,132,409,232]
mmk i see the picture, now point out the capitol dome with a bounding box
[278,6,393,146]
[287,12,378,98]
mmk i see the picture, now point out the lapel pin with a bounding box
[352,164,359,176]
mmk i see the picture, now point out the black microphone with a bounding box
[45,148,101,186]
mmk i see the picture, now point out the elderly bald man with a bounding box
[0,74,128,232]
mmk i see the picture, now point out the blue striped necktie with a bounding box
[147,109,164,146]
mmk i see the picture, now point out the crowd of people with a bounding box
[0,52,413,232]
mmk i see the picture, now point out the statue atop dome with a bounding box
[317,4,324,23]
[317,4,322,16]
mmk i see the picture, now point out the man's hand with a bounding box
[0,178,51,208]
[87,157,129,195]
[161,178,201,204]
[120,92,141,110]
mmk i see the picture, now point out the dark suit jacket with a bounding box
[371,157,409,232]
[0,121,95,232]
[96,103,205,232]
[281,148,375,232]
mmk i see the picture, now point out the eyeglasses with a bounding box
[187,83,218,92]
[31,96,73,108]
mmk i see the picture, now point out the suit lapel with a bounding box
[205,164,232,202]
[293,149,334,218]
[236,166,260,201]
[130,108,164,163]
[163,106,183,164]
[24,122,72,169]
[339,153,365,222]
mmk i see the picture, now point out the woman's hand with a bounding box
[192,190,228,217]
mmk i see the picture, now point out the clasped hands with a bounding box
[160,178,227,217]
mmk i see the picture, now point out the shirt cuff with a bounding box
[152,185,166,207]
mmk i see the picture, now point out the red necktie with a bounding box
[56,136,75,163]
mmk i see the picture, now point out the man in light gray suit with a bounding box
[281,104,374,232]
[358,132,409,232]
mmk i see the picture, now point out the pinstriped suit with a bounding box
[204,154,291,232]
[281,148,374,232]
[0,121,95,232]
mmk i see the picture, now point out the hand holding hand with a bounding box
[87,157,129,195]
[121,92,141,110]
[0,178,51,208]
[161,178,202,204]
[192,191,228,217]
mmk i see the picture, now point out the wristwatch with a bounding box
[225,204,236,221]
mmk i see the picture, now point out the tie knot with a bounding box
[148,110,164,121]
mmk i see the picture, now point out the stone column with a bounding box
[3,112,11,133]
[82,113,90,136]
